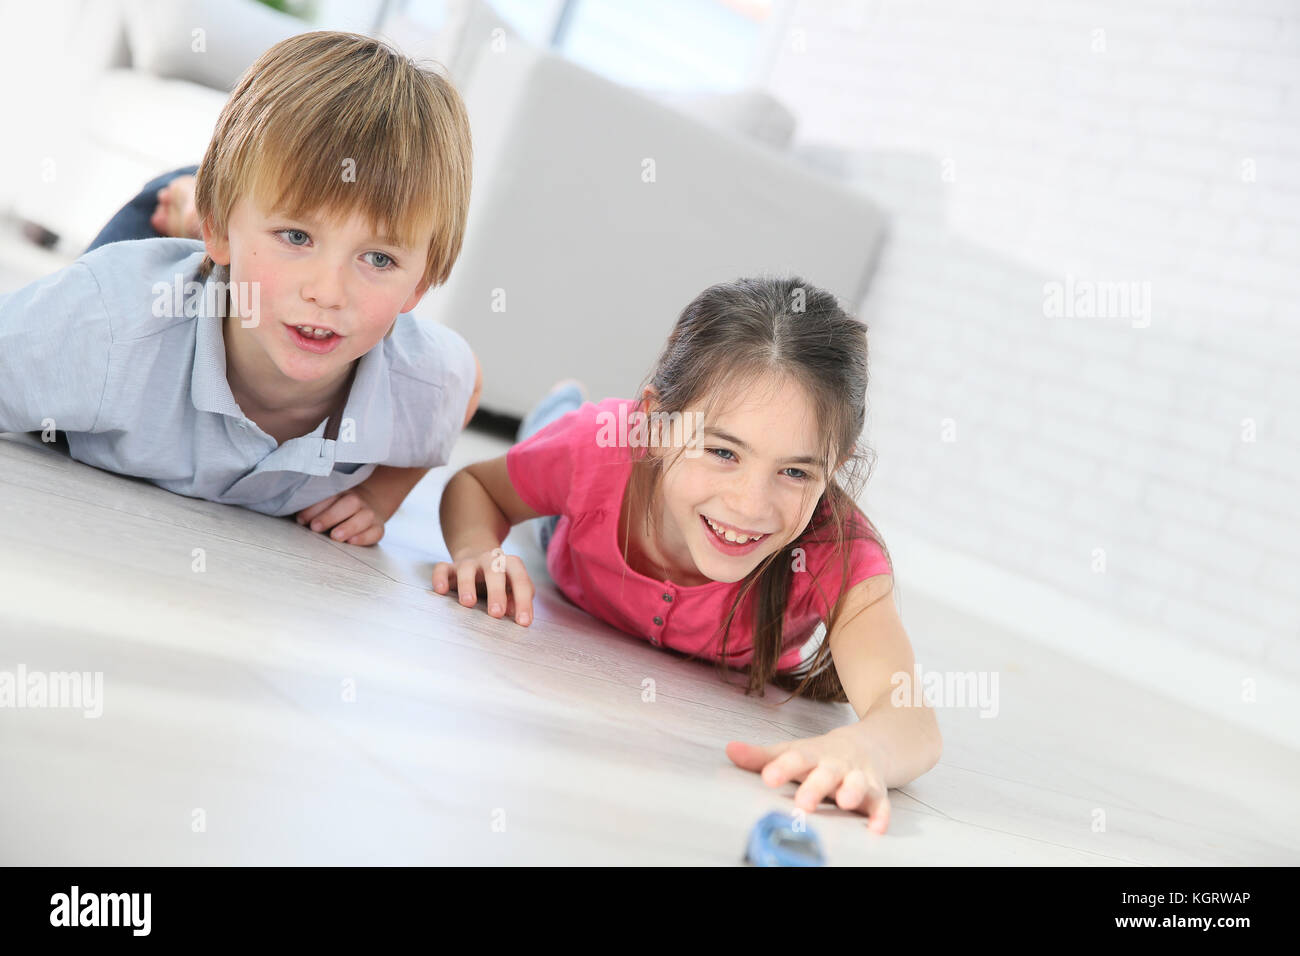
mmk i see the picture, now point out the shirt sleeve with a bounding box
[0,262,113,435]
[505,401,595,518]
[424,322,478,468]
[385,316,478,468]
[802,510,894,622]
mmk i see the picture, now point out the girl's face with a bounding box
[648,375,834,586]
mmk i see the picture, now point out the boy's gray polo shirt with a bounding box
[0,238,477,516]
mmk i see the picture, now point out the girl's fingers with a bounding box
[831,768,890,831]
[724,739,790,772]
[482,559,508,618]
[504,556,534,625]
[833,768,871,812]
[793,761,846,813]
[431,563,453,593]
[433,552,532,624]
[728,737,891,829]
[454,559,480,608]
[864,788,891,834]
[762,748,818,788]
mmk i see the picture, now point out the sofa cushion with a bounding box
[122,0,306,91]
[9,69,228,252]
[88,69,229,167]
[425,43,888,416]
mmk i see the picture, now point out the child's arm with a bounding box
[432,453,542,625]
[725,575,942,835]
[295,464,429,545]
[296,355,484,545]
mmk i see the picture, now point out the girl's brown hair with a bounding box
[193,31,472,292]
[623,276,895,703]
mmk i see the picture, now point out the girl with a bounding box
[433,277,940,834]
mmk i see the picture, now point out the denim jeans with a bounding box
[516,383,585,555]
[84,165,200,254]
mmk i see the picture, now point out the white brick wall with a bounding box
[767,1,1300,680]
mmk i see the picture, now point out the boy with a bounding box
[0,31,482,545]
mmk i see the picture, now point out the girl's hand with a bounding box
[431,547,534,626]
[725,724,892,834]
[296,485,388,546]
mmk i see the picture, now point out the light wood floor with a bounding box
[1,427,1297,866]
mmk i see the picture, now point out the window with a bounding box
[548,0,775,92]
[494,0,778,92]
[395,0,781,91]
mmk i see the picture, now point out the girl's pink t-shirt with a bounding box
[505,397,892,672]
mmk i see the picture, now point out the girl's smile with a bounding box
[699,513,769,555]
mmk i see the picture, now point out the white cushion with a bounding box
[121,0,306,91]
[10,69,227,251]
[88,70,229,167]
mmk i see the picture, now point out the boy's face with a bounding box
[649,376,833,586]
[203,195,433,385]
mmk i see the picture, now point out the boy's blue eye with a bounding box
[281,229,309,246]
[363,251,395,270]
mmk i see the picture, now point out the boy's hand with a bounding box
[724,725,892,834]
[296,484,390,546]
[431,547,534,626]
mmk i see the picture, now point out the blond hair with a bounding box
[194,31,472,294]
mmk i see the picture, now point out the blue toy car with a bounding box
[745,811,827,866]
